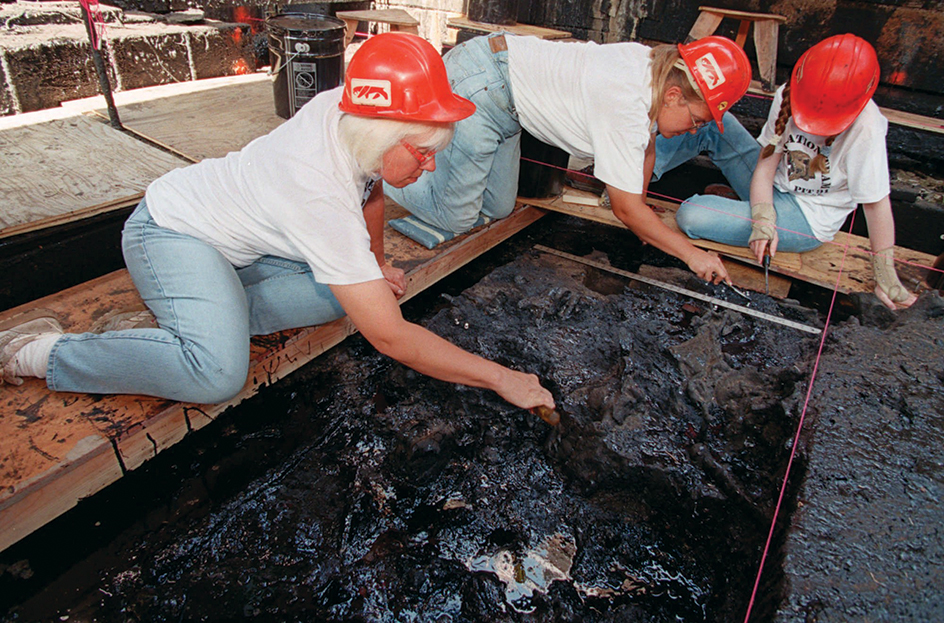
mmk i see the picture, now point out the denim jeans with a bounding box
[47,200,345,403]
[385,33,521,233]
[668,115,820,252]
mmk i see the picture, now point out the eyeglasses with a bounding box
[401,140,437,166]
[686,103,711,131]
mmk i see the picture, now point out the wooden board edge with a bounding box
[0,194,144,240]
[0,434,121,553]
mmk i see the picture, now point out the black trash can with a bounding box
[266,12,346,119]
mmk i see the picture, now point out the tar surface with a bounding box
[2,216,941,622]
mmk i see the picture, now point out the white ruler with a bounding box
[534,245,822,335]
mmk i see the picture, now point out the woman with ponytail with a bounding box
[676,34,916,310]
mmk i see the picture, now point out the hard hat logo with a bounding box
[693,53,726,91]
[350,79,392,107]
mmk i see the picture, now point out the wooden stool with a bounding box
[687,6,786,92]
[336,8,419,47]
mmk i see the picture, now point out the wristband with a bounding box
[871,247,911,303]
[748,202,777,243]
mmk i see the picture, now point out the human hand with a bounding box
[750,229,778,264]
[875,284,917,310]
[381,264,407,298]
[495,369,555,414]
[687,249,729,284]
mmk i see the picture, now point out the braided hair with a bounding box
[761,82,836,173]
[760,83,792,159]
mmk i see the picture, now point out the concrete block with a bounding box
[108,29,193,90]
[188,22,257,78]
[3,35,103,113]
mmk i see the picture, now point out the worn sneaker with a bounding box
[0,310,64,386]
[88,307,158,333]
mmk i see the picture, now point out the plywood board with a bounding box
[0,203,544,552]
[524,189,935,296]
[0,115,188,235]
[91,78,286,162]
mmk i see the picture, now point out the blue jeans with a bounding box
[47,200,345,403]
[669,116,820,252]
[385,33,521,233]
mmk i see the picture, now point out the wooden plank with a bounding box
[0,116,188,234]
[336,8,418,26]
[753,20,780,92]
[447,16,571,40]
[525,189,935,296]
[91,79,287,162]
[0,203,544,553]
[687,11,723,41]
[696,6,786,23]
[0,193,143,240]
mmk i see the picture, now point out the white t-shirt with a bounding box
[758,86,890,242]
[506,36,653,194]
[145,87,383,285]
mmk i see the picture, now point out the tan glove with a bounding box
[871,246,912,303]
[748,202,777,243]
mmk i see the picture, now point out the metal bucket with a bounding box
[266,12,345,119]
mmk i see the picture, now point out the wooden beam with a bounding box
[525,190,935,296]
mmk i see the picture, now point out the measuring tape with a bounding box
[534,245,822,335]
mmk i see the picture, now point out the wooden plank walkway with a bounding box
[0,115,188,237]
[535,189,935,297]
[0,73,279,240]
[0,202,544,552]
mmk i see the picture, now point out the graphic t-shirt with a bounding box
[758,86,890,242]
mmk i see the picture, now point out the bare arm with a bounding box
[748,150,782,262]
[862,195,916,309]
[330,279,555,410]
[607,184,729,284]
[362,181,406,297]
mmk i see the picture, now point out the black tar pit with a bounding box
[2,217,942,622]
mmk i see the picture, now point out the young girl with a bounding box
[384,34,753,285]
[0,33,555,415]
[675,34,916,310]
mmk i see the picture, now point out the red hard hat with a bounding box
[790,34,879,136]
[340,32,475,123]
[678,36,751,133]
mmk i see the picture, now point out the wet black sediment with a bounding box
[776,294,944,621]
[1,215,941,621]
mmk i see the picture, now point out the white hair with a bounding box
[337,113,455,175]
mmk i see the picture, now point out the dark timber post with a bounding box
[79,0,122,130]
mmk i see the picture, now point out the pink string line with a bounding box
[520,156,943,275]
[741,209,855,622]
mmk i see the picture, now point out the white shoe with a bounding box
[0,310,63,386]
[88,307,157,333]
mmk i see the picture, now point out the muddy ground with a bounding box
[0,216,942,622]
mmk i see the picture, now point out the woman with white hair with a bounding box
[0,33,555,415]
